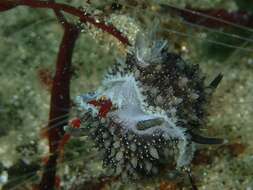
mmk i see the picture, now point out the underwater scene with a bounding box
[0,0,253,189]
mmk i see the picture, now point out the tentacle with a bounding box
[209,73,223,89]
[189,131,223,144]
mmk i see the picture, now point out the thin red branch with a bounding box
[38,24,80,190]
[183,6,253,28]
[49,0,68,27]
[0,0,130,45]
[0,1,17,11]
[161,4,253,29]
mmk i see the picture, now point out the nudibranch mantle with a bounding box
[76,73,190,166]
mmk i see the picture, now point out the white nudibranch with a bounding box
[69,31,222,180]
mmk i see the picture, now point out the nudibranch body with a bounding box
[66,32,222,179]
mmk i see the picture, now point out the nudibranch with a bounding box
[65,32,223,180]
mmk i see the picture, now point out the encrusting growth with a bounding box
[65,31,223,180]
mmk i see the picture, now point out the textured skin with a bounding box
[70,36,221,180]
[109,53,207,129]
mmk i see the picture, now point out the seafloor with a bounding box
[0,0,252,189]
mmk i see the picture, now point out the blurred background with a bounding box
[0,0,253,189]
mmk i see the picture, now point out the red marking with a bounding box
[99,99,112,117]
[88,99,100,107]
[58,118,81,157]
[40,119,81,155]
[70,118,81,128]
[88,98,113,118]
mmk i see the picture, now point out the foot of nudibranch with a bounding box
[177,140,196,168]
